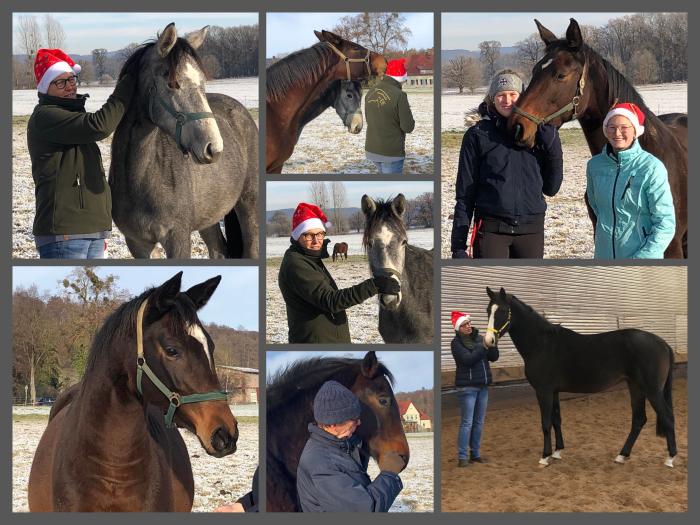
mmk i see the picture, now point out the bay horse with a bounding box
[27,272,239,511]
[508,18,687,258]
[266,30,387,173]
[362,194,434,344]
[110,23,258,259]
[484,286,677,468]
[332,241,348,261]
[266,351,409,512]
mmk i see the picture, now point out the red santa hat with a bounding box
[603,103,646,137]
[385,58,408,82]
[291,202,332,240]
[451,311,471,331]
[34,48,82,94]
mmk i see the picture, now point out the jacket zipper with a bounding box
[621,177,632,200]
[76,173,84,209]
[482,361,487,385]
[611,160,621,258]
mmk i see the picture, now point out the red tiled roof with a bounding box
[398,401,412,415]
[404,53,434,76]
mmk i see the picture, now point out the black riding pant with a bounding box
[474,230,544,258]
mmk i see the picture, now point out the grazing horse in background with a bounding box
[484,286,677,468]
[332,241,349,261]
[28,272,238,511]
[508,18,687,258]
[110,23,258,259]
[266,30,387,173]
[266,351,409,512]
[361,194,433,344]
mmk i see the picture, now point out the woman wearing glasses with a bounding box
[586,103,675,259]
[27,48,136,258]
[278,202,400,343]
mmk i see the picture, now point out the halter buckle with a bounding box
[136,356,145,367]
[175,113,187,124]
[169,393,182,407]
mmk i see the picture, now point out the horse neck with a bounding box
[578,52,610,155]
[507,297,550,358]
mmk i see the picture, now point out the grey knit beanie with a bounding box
[488,70,525,98]
[313,380,361,425]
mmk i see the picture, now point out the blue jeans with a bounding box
[37,239,106,259]
[457,387,489,460]
[373,159,404,174]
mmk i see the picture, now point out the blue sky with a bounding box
[442,12,635,50]
[12,13,258,55]
[266,181,433,211]
[267,351,433,393]
[267,12,434,57]
[12,266,259,330]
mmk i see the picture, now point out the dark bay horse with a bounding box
[362,194,434,344]
[266,351,409,512]
[110,23,258,259]
[509,18,687,258]
[332,241,348,261]
[484,287,677,468]
[28,272,238,511]
[266,30,387,173]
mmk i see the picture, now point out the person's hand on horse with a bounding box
[373,275,401,295]
[535,123,559,153]
[378,451,406,474]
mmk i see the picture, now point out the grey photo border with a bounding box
[2,0,693,523]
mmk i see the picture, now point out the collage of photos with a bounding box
[9,6,688,518]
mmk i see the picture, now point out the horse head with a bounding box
[314,29,387,80]
[136,272,238,458]
[484,286,512,348]
[361,194,408,310]
[350,352,410,472]
[332,80,363,134]
[126,23,223,163]
[508,18,591,148]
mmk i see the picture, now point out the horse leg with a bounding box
[646,389,677,467]
[535,389,555,466]
[199,224,227,259]
[161,230,192,259]
[551,392,564,459]
[124,235,156,259]
[615,382,647,464]
[232,178,259,259]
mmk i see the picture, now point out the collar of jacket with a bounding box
[604,139,644,164]
[457,327,480,349]
[308,422,362,452]
[37,92,89,111]
[289,237,331,259]
[380,76,403,90]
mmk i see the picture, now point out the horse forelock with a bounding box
[267,43,336,102]
[362,198,407,252]
[119,37,209,85]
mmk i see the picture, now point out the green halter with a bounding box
[135,299,228,428]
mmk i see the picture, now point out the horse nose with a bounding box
[201,142,222,164]
[514,123,523,142]
[399,453,409,468]
[349,112,363,134]
[210,426,237,457]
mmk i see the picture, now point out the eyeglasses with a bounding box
[51,75,78,89]
[300,232,326,241]
[605,125,634,134]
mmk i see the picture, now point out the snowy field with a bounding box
[12,404,258,512]
[280,90,434,174]
[12,77,258,116]
[266,228,434,258]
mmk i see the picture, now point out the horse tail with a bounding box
[656,344,675,437]
[224,208,243,258]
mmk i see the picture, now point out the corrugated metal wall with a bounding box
[441,266,687,384]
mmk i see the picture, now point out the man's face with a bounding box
[330,418,361,439]
[47,72,78,99]
[298,228,325,251]
[458,320,473,335]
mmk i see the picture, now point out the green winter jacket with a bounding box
[27,74,136,235]
[278,240,378,343]
[364,76,415,157]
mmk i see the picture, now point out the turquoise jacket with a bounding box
[586,140,675,259]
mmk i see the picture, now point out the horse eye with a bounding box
[164,346,179,357]
[401,239,407,246]
[556,73,566,80]
[379,397,390,406]
[346,93,353,98]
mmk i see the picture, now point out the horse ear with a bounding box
[499,287,508,301]
[565,19,583,50]
[157,22,178,58]
[185,26,209,50]
[361,351,379,378]
[185,275,221,310]
[151,271,183,314]
[486,286,495,299]
[321,30,343,46]
[392,194,407,218]
[361,194,376,216]
[535,19,558,46]
[314,30,324,42]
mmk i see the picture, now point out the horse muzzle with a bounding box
[208,425,238,457]
[347,111,363,134]
[379,292,401,310]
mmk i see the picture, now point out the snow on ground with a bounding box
[281,90,434,174]
[12,77,258,116]
[266,228,434,258]
[367,432,434,512]
[12,405,258,512]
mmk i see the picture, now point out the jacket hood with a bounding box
[38,92,88,111]
[289,237,331,259]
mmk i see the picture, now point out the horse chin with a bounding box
[379,293,401,310]
[199,425,238,458]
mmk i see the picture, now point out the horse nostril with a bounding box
[204,143,221,163]
[399,453,409,465]
[211,426,237,453]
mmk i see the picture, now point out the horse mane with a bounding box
[511,295,565,336]
[118,36,209,84]
[362,197,408,251]
[267,43,336,102]
[267,356,394,413]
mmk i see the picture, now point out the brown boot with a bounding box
[458,459,470,467]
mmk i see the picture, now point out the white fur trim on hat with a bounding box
[388,73,408,82]
[37,62,80,94]
[603,108,645,137]
[292,218,326,240]
[454,314,470,331]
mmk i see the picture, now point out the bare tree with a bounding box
[479,40,501,82]
[308,181,330,211]
[268,210,291,237]
[444,56,481,94]
[330,181,347,234]
[515,33,544,80]
[332,12,412,54]
[92,48,108,79]
[43,14,66,49]
[630,48,659,85]
[349,210,364,233]
[16,15,42,88]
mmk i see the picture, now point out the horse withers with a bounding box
[361,194,434,344]
[332,241,348,261]
[110,23,258,259]
[28,272,238,511]
[508,18,687,258]
[484,286,677,468]
[266,351,409,512]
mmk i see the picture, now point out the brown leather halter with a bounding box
[323,41,372,81]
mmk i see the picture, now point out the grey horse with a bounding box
[361,194,434,344]
[109,23,258,259]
